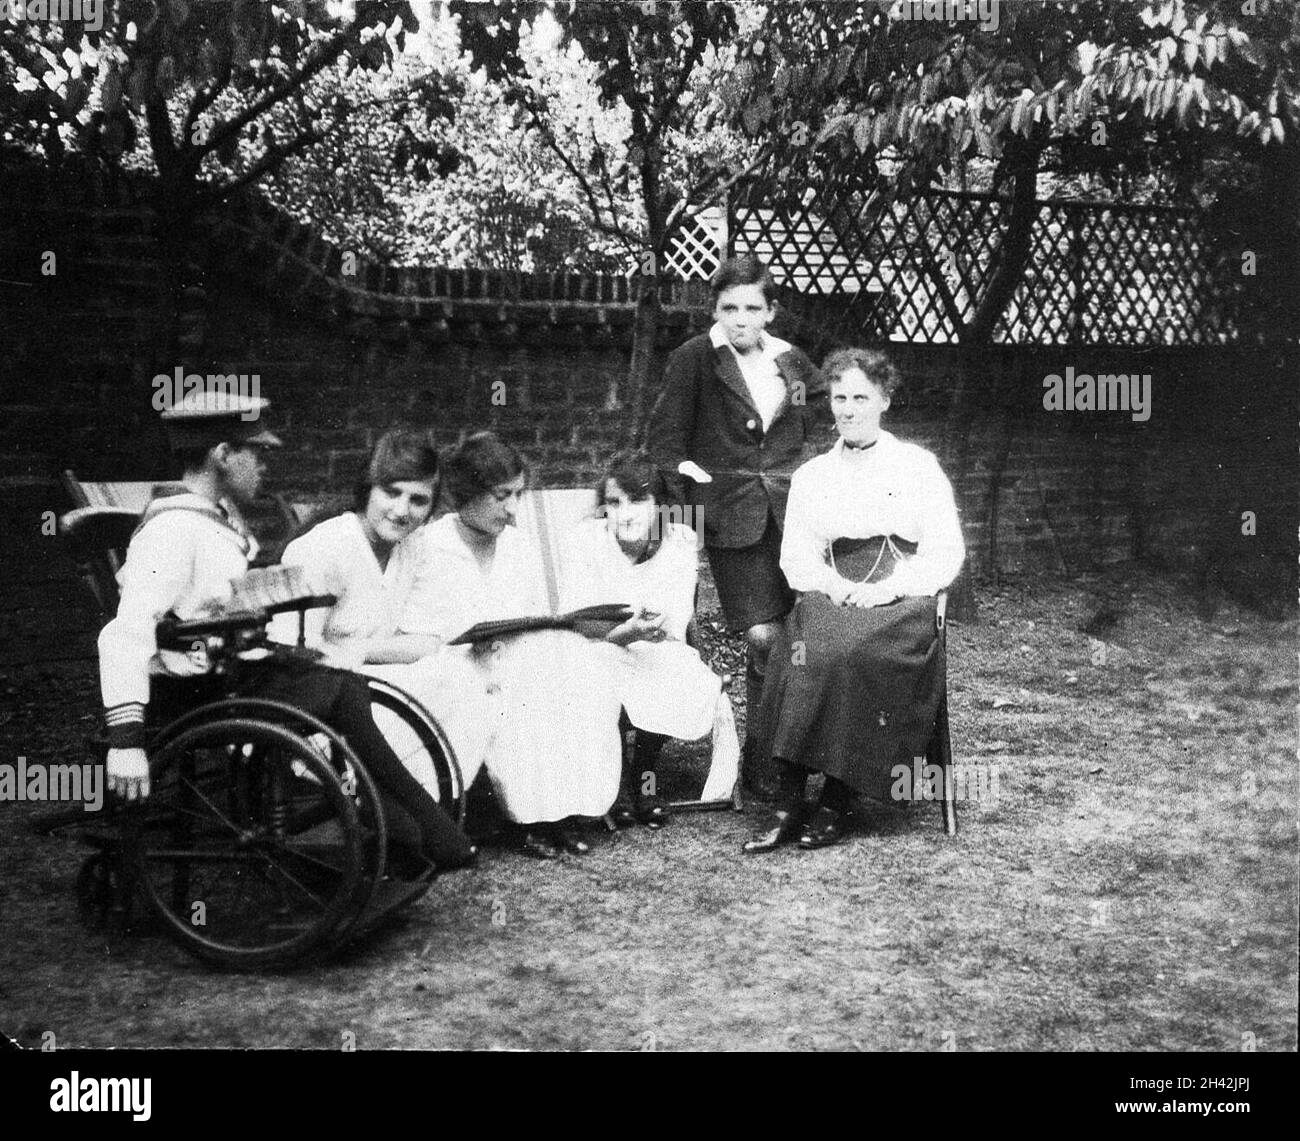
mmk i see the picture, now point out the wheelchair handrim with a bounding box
[127,717,370,971]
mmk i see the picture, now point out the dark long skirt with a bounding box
[753,537,945,802]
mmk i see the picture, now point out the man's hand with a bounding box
[107,747,151,801]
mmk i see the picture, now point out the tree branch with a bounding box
[912,199,964,335]
[589,117,631,250]
[182,54,233,145]
[199,27,359,158]
[647,17,710,142]
[520,92,643,250]
[143,89,179,175]
[666,143,769,236]
[202,127,325,204]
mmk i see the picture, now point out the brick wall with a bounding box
[2,158,1294,591]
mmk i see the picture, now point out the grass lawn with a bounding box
[1,562,1295,1051]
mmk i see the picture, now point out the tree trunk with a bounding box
[628,279,662,443]
[629,157,667,445]
[982,366,1019,591]
[152,166,203,380]
[942,140,1044,620]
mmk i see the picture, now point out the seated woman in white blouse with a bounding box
[270,429,493,801]
[564,451,735,828]
[745,348,965,854]
[397,432,624,860]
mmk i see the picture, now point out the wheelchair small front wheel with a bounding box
[75,852,126,933]
[128,717,368,971]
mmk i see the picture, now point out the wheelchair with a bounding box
[34,508,467,972]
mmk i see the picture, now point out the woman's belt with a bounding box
[829,535,918,584]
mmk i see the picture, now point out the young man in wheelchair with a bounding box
[98,392,476,877]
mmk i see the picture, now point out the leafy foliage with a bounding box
[259,13,634,270]
[746,0,1299,203]
[452,0,759,257]
[1,0,423,207]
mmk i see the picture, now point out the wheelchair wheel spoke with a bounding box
[176,768,261,839]
[132,716,370,969]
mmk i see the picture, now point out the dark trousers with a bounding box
[618,710,668,800]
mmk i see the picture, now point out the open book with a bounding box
[448,603,634,646]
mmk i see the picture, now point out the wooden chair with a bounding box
[58,506,140,623]
[63,470,309,567]
[931,590,957,836]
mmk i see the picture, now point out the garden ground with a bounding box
[0,522,1295,1050]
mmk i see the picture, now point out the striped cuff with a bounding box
[104,702,147,749]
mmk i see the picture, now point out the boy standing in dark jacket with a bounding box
[646,257,828,789]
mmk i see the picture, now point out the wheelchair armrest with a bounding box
[263,594,337,616]
[157,609,270,647]
[156,596,335,647]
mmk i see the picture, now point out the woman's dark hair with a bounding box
[821,347,903,399]
[443,431,529,508]
[597,450,668,508]
[352,428,441,512]
[710,255,778,305]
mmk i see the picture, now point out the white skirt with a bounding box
[475,630,623,823]
[593,640,719,740]
[363,648,496,803]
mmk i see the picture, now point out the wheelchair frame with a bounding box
[35,498,469,971]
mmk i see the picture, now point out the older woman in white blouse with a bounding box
[270,430,494,801]
[745,348,965,854]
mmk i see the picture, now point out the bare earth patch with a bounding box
[1,563,1295,1051]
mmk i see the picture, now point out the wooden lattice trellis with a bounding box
[694,180,1285,346]
[664,205,725,280]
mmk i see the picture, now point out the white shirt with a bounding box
[780,431,965,597]
[398,514,549,641]
[561,518,699,642]
[271,512,426,665]
[709,322,791,432]
[99,494,253,710]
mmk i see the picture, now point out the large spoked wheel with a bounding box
[366,678,467,827]
[153,697,390,903]
[127,717,368,971]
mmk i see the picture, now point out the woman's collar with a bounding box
[834,429,894,456]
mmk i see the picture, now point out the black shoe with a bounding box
[611,799,638,828]
[634,793,669,830]
[516,829,560,860]
[388,846,438,882]
[552,825,591,855]
[742,808,802,854]
[433,843,478,871]
[798,806,846,849]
